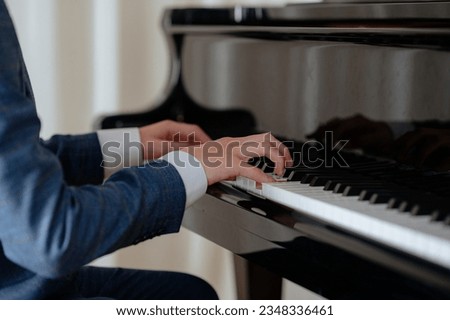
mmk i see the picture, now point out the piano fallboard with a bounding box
[184,183,450,299]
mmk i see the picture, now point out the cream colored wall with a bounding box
[5,0,317,299]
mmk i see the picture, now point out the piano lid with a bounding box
[167,1,450,26]
[164,2,450,141]
[276,1,450,21]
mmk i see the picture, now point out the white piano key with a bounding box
[225,178,450,269]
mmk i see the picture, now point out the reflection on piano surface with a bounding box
[100,1,450,298]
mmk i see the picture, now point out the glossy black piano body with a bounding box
[100,1,450,298]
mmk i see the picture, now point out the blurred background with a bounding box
[5,0,316,299]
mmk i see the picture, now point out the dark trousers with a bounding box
[55,266,218,300]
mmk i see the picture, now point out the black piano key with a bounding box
[349,160,389,169]
[324,177,367,191]
[262,163,275,173]
[300,174,317,184]
[324,180,337,191]
[333,183,357,194]
[388,197,403,209]
[362,168,400,177]
[417,175,450,185]
[248,156,273,167]
[429,200,450,222]
[283,168,295,178]
[351,163,397,174]
[358,189,394,201]
[425,183,450,196]
[310,175,352,187]
[279,146,450,223]
[247,157,262,167]
[248,157,276,173]
[300,172,346,184]
[341,185,360,196]
[398,200,415,213]
[431,210,447,221]
[366,189,412,204]
[391,172,449,186]
[358,185,403,199]
[376,170,422,181]
[333,183,352,194]
[369,192,396,204]
[287,170,311,181]
[299,173,317,184]
[310,176,331,186]
[411,203,436,216]
[411,198,450,217]
[359,187,408,201]
[259,158,275,173]
[396,193,436,214]
[288,168,342,181]
[335,182,386,195]
[444,215,450,225]
[368,168,405,177]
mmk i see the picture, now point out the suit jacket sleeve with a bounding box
[40,134,105,186]
[0,1,187,277]
[0,81,187,278]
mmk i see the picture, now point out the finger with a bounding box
[243,134,289,176]
[273,139,294,174]
[280,141,294,168]
[266,135,293,174]
[238,166,275,184]
[169,123,211,143]
[170,141,197,150]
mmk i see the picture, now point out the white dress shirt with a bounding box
[97,128,207,208]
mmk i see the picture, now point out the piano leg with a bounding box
[234,255,282,299]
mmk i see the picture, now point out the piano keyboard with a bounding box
[227,153,450,270]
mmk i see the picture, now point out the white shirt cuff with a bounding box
[97,128,143,178]
[162,151,208,208]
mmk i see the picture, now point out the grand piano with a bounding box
[100,1,450,299]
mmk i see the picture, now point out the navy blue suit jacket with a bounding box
[0,1,186,298]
